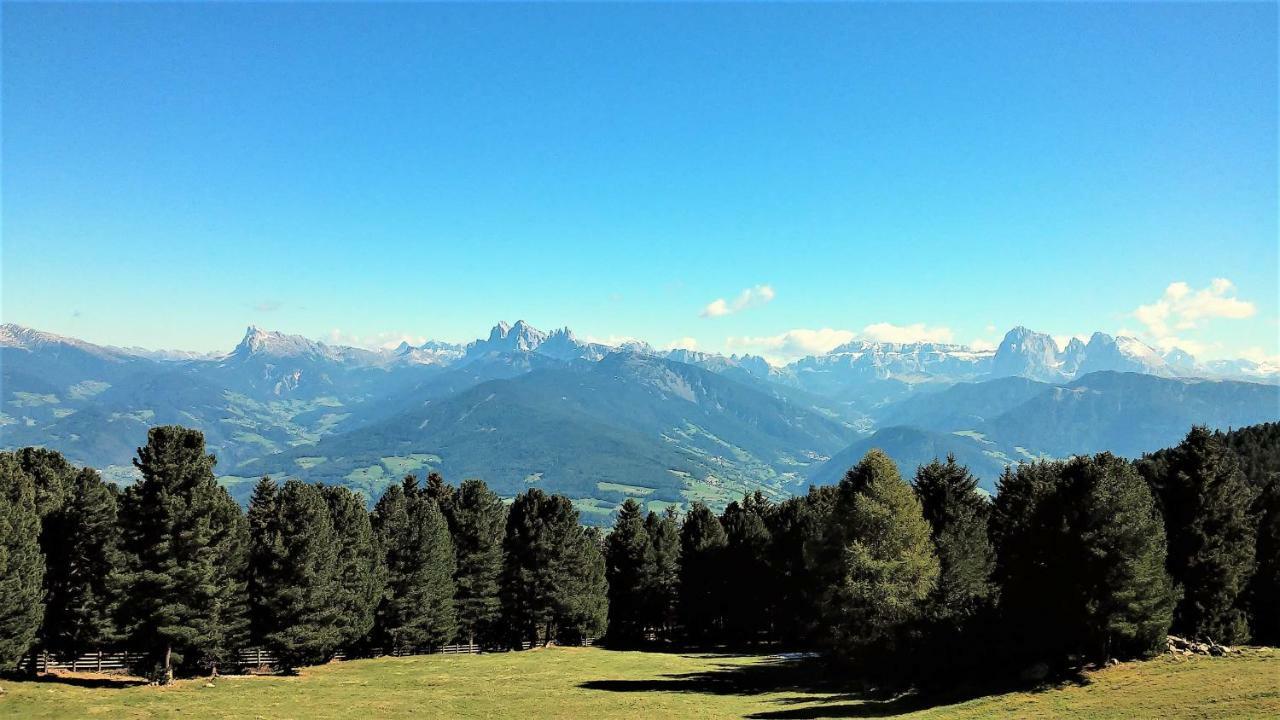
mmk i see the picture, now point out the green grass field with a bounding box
[2,647,1277,719]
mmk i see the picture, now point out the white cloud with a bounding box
[327,328,431,350]
[665,337,699,351]
[1052,334,1089,350]
[1241,346,1280,365]
[860,322,954,344]
[726,328,855,363]
[700,284,775,318]
[1134,279,1255,339]
[969,338,998,352]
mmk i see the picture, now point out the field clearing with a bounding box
[1,646,1277,719]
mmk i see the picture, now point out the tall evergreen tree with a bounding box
[117,426,249,682]
[39,467,122,658]
[323,485,382,651]
[913,456,995,622]
[373,479,457,652]
[12,447,76,518]
[1250,474,1280,644]
[605,499,655,645]
[645,507,681,640]
[256,480,342,671]
[815,450,939,665]
[1069,454,1175,660]
[446,479,506,647]
[770,486,837,643]
[500,489,603,646]
[720,493,775,643]
[246,476,281,645]
[677,502,728,643]
[1142,427,1258,643]
[0,454,44,669]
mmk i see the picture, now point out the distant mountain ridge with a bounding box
[3,320,1277,523]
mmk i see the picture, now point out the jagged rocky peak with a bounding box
[1061,336,1088,374]
[991,326,1063,381]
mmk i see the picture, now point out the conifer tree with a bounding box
[1250,475,1280,644]
[446,479,506,647]
[815,450,939,663]
[913,456,994,622]
[117,426,248,682]
[373,479,457,652]
[1143,427,1258,643]
[323,485,382,651]
[721,493,775,643]
[257,480,342,670]
[0,454,44,669]
[39,467,122,657]
[645,507,681,640]
[247,476,281,645]
[677,502,728,643]
[1068,454,1175,659]
[770,486,837,642]
[12,447,76,518]
[605,499,654,645]
[500,489,602,646]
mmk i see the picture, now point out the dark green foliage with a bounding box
[556,525,609,644]
[255,480,342,670]
[11,447,76,518]
[39,467,122,656]
[605,499,655,645]
[993,455,1175,666]
[1141,427,1257,643]
[322,485,382,651]
[445,479,506,646]
[373,477,457,652]
[720,492,775,643]
[246,476,281,645]
[1251,474,1280,644]
[499,489,606,646]
[913,456,994,623]
[0,454,44,668]
[116,426,249,681]
[645,507,681,640]
[677,502,728,643]
[769,486,836,643]
[814,450,938,665]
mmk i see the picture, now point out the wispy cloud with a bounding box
[727,328,855,363]
[1133,278,1256,354]
[665,337,699,351]
[700,284,775,318]
[859,322,954,344]
[253,300,283,313]
[327,328,431,350]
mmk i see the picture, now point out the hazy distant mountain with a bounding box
[4,320,1277,521]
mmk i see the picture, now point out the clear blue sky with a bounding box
[3,2,1276,363]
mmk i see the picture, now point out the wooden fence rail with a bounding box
[24,637,594,673]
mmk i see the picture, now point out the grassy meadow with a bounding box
[2,646,1277,719]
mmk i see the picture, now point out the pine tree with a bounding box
[605,499,655,645]
[247,476,281,645]
[39,467,122,658]
[816,450,939,664]
[645,507,681,640]
[1143,427,1258,643]
[556,525,609,644]
[257,480,342,671]
[12,447,76,518]
[770,486,837,643]
[1251,475,1280,644]
[117,426,248,682]
[913,456,994,622]
[499,489,602,646]
[323,485,382,651]
[677,502,727,643]
[720,493,775,643]
[446,479,506,647]
[0,454,44,669]
[989,460,1063,662]
[1069,454,1175,660]
[373,480,457,652]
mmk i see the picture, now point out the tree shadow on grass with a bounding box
[2,672,148,689]
[579,652,1091,719]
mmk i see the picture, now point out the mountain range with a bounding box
[2,321,1277,523]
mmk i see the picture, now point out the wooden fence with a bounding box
[25,637,595,673]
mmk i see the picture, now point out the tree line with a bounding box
[0,426,605,683]
[600,423,1280,684]
[1,422,1277,687]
